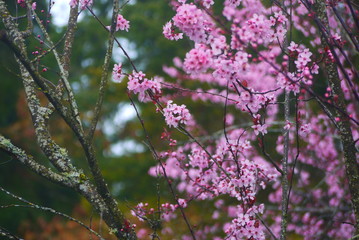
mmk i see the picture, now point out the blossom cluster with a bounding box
[162,100,191,128]
[127,71,162,102]
[163,21,183,41]
[149,128,278,239]
[231,11,288,46]
[106,0,358,239]
[276,42,319,93]
[172,4,215,43]
[112,63,123,82]
[183,44,212,74]
[115,14,130,32]
[131,200,188,223]
[151,0,358,238]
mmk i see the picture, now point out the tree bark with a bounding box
[314,0,359,234]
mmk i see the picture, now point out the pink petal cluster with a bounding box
[115,14,130,32]
[163,21,183,41]
[69,0,78,8]
[183,44,212,74]
[251,123,268,136]
[228,0,242,7]
[202,0,215,8]
[136,0,359,238]
[172,4,214,43]
[230,11,288,46]
[80,0,92,9]
[163,100,191,128]
[295,48,313,72]
[127,71,162,102]
[112,63,123,82]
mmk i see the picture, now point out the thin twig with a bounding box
[0,186,105,240]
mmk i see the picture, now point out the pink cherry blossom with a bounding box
[183,44,212,74]
[127,71,162,102]
[80,0,93,9]
[69,0,78,8]
[116,14,130,32]
[163,21,183,41]
[163,100,191,128]
[112,63,123,82]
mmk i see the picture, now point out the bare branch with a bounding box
[87,0,119,141]
[0,135,75,186]
[0,226,23,240]
[0,186,105,240]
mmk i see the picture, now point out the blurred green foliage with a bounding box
[0,0,190,235]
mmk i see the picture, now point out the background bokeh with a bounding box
[0,0,196,239]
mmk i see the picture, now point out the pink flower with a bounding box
[288,41,299,52]
[127,71,162,102]
[17,0,25,7]
[274,11,287,23]
[252,123,268,135]
[235,51,248,65]
[177,198,187,208]
[131,202,147,221]
[284,120,292,130]
[236,213,250,227]
[69,0,78,8]
[332,33,341,41]
[80,0,93,9]
[299,123,312,137]
[210,35,227,55]
[112,63,123,82]
[116,14,130,32]
[173,4,214,43]
[202,0,215,8]
[163,21,183,41]
[275,25,287,41]
[136,228,148,238]
[228,0,242,7]
[294,48,312,72]
[163,100,191,128]
[183,44,212,74]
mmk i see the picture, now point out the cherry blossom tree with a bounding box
[0,0,358,239]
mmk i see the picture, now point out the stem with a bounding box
[280,90,290,240]
[87,0,119,141]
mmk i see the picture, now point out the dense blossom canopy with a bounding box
[2,0,357,239]
[117,0,359,239]
[108,0,359,238]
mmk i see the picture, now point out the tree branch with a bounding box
[0,186,105,240]
[87,0,119,141]
[313,0,359,235]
